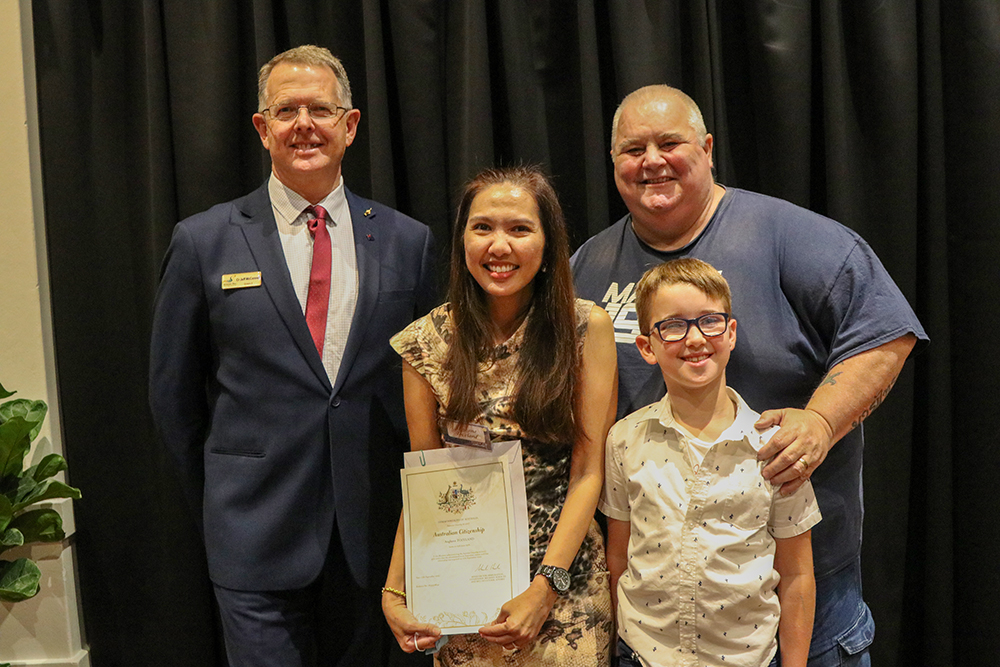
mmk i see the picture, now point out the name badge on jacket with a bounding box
[221,272,262,290]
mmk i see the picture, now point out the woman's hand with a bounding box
[382,590,442,653]
[478,577,557,650]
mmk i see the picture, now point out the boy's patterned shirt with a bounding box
[601,388,821,667]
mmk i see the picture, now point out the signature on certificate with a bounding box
[475,562,503,572]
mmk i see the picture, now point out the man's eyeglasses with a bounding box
[262,103,350,123]
[646,313,730,342]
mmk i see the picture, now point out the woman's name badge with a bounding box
[441,420,491,450]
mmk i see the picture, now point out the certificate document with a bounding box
[401,442,529,634]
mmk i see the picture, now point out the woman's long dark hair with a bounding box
[444,166,579,444]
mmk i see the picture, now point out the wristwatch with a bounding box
[536,564,571,595]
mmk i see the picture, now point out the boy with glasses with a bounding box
[602,258,820,667]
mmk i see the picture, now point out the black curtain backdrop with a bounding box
[28,1,998,665]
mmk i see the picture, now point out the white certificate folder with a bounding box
[401,441,530,634]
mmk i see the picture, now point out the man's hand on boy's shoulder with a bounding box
[755,407,834,496]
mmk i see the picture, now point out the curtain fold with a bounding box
[30,1,997,664]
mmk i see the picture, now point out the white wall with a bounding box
[0,0,89,664]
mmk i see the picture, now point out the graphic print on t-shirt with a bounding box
[600,281,642,345]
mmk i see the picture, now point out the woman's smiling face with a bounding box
[463,183,546,312]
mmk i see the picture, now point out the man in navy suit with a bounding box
[149,45,436,666]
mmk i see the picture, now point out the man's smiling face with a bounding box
[612,94,715,229]
[252,62,360,201]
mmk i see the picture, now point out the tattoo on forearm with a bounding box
[819,371,843,388]
[850,373,900,431]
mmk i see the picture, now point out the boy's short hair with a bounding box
[635,258,733,333]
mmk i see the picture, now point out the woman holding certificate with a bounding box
[382,166,617,665]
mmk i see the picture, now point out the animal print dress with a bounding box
[390,299,612,666]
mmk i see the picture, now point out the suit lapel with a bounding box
[235,182,332,390]
[333,188,380,393]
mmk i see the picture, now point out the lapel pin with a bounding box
[367,234,374,241]
[364,208,373,217]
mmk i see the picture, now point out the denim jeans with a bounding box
[772,644,870,667]
[616,638,642,667]
[771,642,871,667]
[809,557,875,666]
[807,643,871,667]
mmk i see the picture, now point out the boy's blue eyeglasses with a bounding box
[646,313,730,342]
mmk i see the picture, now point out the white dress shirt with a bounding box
[268,174,358,384]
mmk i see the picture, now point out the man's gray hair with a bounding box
[610,85,708,152]
[257,45,353,111]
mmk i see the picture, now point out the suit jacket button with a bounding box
[331,396,341,408]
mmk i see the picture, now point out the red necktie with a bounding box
[305,205,331,356]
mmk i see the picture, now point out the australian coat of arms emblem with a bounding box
[438,482,476,514]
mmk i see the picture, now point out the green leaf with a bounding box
[0,399,46,442]
[25,403,46,442]
[30,453,68,482]
[0,416,32,480]
[0,495,11,533]
[15,473,38,506]
[0,527,24,555]
[0,558,41,602]
[0,382,13,399]
[0,399,44,422]
[12,480,82,512]
[9,508,64,544]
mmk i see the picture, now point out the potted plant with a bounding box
[0,381,81,602]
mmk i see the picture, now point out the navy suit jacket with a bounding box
[149,181,436,591]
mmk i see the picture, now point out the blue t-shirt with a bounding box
[571,187,927,580]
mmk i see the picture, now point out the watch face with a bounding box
[541,565,571,593]
[552,568,571,592]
